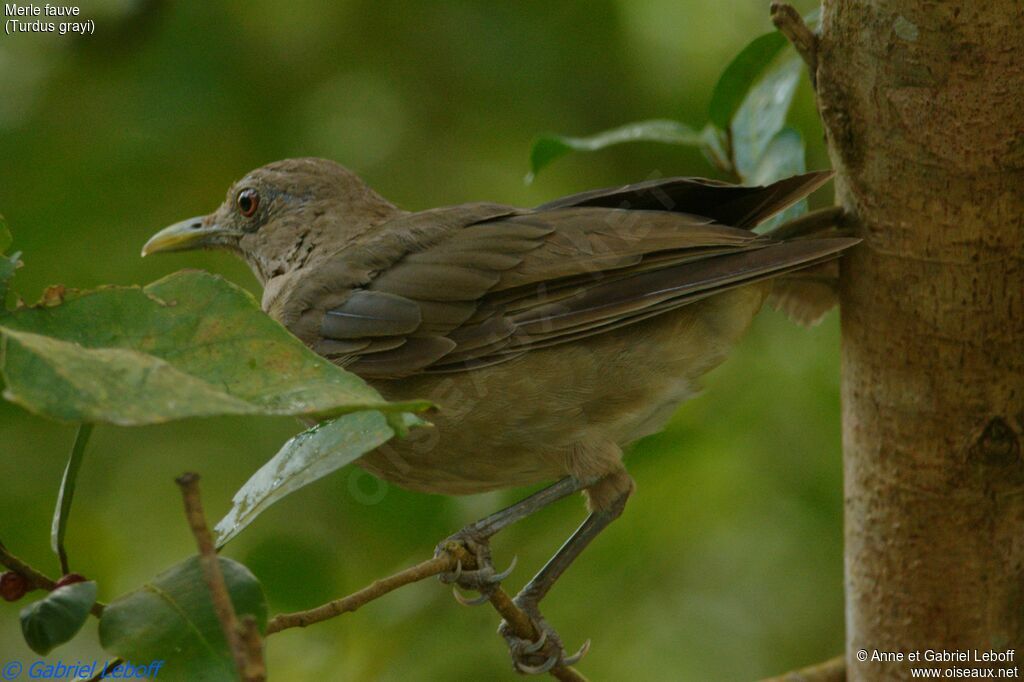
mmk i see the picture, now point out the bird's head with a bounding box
[142,157,399,283]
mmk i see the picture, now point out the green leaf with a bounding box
[528,119,705,181]
[99,556,266,682]
[215,410,425,547]
[708,31,788,131]
[699,125,731,173]
[0,270,429,425]
[749,127,809,231]
[20,581,97,655]
[731,56,804,181]
[51,424,94,573]
[750,127,807,186]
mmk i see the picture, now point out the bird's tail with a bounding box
[538,169,857,325]
[762,204,856,327]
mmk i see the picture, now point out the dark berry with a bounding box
[1,571,29,602]
[54,573,87,589]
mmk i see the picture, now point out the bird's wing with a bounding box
[537,170,833,229]
[305,174,852,378]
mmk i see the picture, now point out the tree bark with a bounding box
[816,2,1024,680]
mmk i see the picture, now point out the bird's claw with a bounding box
[435,535,516,602]
[522,627,547,654]
[563,640,591,666]
[452,584,492,606]
[499,603,590,674]
[491,554,518,581]
[516,653,560,675]
[511,638,589,675]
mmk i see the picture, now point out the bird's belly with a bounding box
[356,284,769,494]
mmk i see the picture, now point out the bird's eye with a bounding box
[236,188,260,217]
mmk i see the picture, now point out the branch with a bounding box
[0,540,105,617]
[240,616,267,682]
[265,540,588,682]
[176,473,264,682]
[760,655,846,682]
[266,554,455,633]
[0,540,56,592]
[770,2,819,87]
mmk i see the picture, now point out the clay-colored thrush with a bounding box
[143,158,856,672]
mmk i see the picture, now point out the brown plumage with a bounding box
[143,158,856,667]
[143,158,855,504]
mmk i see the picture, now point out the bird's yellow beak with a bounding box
[141,216,233,256]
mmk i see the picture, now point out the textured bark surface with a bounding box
[816,2,1024,680]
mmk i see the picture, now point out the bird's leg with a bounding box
[500,478,632,675]
[435,476,589,601]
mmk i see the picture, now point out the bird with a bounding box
[142,157,857,674]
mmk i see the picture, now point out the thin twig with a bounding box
[240,616,267,682]
[0,540,105,617]
[0,540,56,591]
[770,2,819,87]
[265,541,588,682]
[176,473,254,682]
[760,655,846,682]
[266,554,455,633]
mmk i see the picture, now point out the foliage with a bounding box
[528,11,820,223]
[527,120,712,183]
[19,581,96,655]
[215,411,425,547]
[0,271,425,425]
[100,557,266,682]
[0,232,426,667]
[50,424,93,573]
[707,31,789,131]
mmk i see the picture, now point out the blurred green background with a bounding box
[0,0,841,679]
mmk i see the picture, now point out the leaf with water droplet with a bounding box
[215,411,426,547]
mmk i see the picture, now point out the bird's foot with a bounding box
[499,598,590,675]
[435,534,517,605]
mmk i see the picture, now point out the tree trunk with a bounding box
[815,2,1024,680]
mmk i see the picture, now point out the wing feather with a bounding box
[322,290,421,339]
[537,170,833,229]
[299,173,852,378]
[431,239,855,369]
